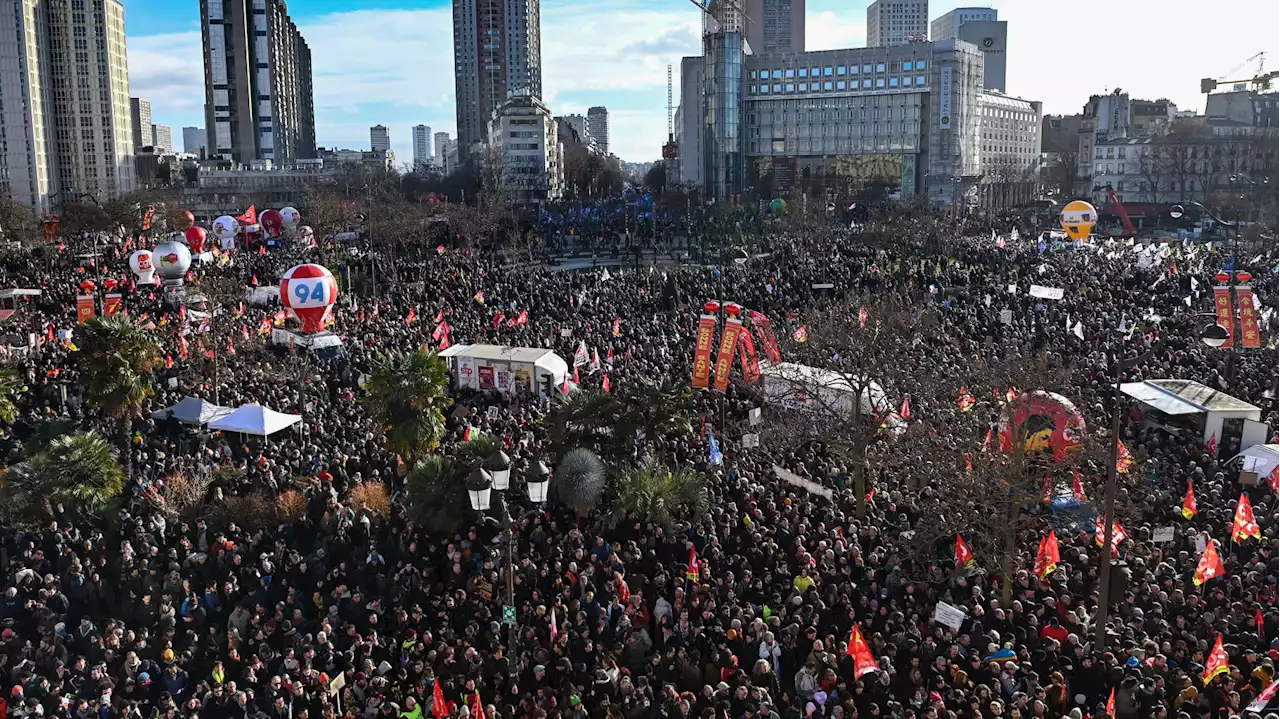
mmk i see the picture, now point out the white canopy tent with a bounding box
[207,404,301,436]
[151,396,232,425]
[1230,444,1279,479]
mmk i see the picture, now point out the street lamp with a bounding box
[526,460,552,504]
[1200,322,1230,349]
[485,450,512,491]
[466,467,493,511]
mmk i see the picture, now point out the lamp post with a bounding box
[468,452,552,682]
[1094,346,1153,655]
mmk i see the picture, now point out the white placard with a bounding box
[742,433,760,449]
[1195,533,1207,553]
[1029,285,1064,300]
[1007,284,1017,294]
[811,283,835,290]
[772,465,833,500]
[749,407,762,426]
[487,406,500,420]
[1000,309,1013,325]
[933,601,966,631]
[560,328,573,337]
[1152,526,1175,543]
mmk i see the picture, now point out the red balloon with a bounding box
[260,209,284,238]
[185,226,207,253]
[182,210,195,230]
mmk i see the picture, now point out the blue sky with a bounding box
[127,0,1279,163]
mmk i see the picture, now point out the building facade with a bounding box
[486,96,563,202]
[201,0,317,165]
[956,21,1005,92]
[556,114,599,153]
[131,97,153,151]
[866,0,928,48]
[975,89,1041,209]
[412,125,432,169]
[370,125,390,152]
[452,0,543,153]
[744,0,804,54]
[929,7,996,42]
[183,126,207,156]
[1074,91,1178,194]
[434,132,451,168]
[587,106,609,155]
[152,124,173,153]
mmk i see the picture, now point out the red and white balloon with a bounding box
[260,208,284,238]
[279,207,301,231]
[280,264,337,333]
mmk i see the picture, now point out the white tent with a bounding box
[207,404,301,436]
[151,396,232,425]
[1231,443,1279,479]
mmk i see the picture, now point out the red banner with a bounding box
[1213,286,1234,346]
[692,314,716,389]
[738,328,761,384]
[748,310,782,364]
[76,295,95,323]
[1236,287,1261,349]
[103,293,123,317]
[42,216,59,243]
[713,316,743,393]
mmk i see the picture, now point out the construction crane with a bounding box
[1201,51,1278,93]
[662,65,678,163]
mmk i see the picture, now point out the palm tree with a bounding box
[404,436,501,535]
[362,348,452,458]
[1,431,126,525]
[546,382,695,463]
[556,448,606,516]
[75,315,163,421]
[606,457,709,530]
[0,368,27,428]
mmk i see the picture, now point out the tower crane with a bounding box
[1201,51,1278,93]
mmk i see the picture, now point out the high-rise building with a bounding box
[151,125,173,153]
[183,127,207,156]
[587,107,609,155]
[453,0,543,152]
[929,7,996,41]
[745,0,804,53]
[371,125,391,152]
[131,98,154,151]
[0,0,134,212]
[411,125,432,169]
[434,132,451,167]
[201,0,316,165]
[866,0,928,47]
[488,96,563,202]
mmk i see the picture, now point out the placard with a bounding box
[933,601,966,631]
[749,407,762,426]
[742,433,760,449]
[1029,285,1064,300]
[1152,526,1175,543]
[1000,309,1013,324]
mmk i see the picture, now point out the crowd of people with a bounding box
[0,208,1276,719]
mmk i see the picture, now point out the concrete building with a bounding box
[587,107,610,156]
[201,0,316,165]
[0,0,135,212]
[556,114,599,153]
[316,148,397,172]
[183,126,207,157]
[441,139,460,174]
[745,0,804,54]
[1205,88,1279,129]
[452,0,543,152]
[866,0,928,48]
[370,125,391,152]
[975,89,1041,209]
[487,96,563,202]
[412,125,432,169]
[955,21,1005,92]
[929,7,996,41]
[131,98,153,151]
[1040,114,1082,198]
[434,132,451,166]
[151,124,173,153]
[1075,90,1178,194]
[680,37,991,204]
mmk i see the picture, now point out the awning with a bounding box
[151,396,232,425]
[1230,444,1279,478]
[207,404,301,436]
[1120,379,1260,416]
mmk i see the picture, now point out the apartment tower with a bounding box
[452,0,543,152]
[587,106,609,155]
[866,0,928,47]
[744,0,805,53]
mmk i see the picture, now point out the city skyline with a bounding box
[125,0,1279,164]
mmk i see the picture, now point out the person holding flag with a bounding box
[1182,481,1197,519]
[954,534,976,569]
[1034,530,1060,580]
[1232,492,1262,542]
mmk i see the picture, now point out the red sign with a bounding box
[103,293,123,317]
[478,366,495,390]
[713,317,743,393]
[692,314,716,389]
[738,328,761,384]
[748,310,782,364]
[1236,287,1261,349]
[76,295,95,323]
[1212,286,1234,346]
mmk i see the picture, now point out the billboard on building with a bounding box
[939,67,953,129]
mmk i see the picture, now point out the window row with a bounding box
[752,76,926,95]
[749,59,925,81]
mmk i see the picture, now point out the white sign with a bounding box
[1195,533,1207,553]
[487,406,500,420]
[749,407,762,426]
[999,309,1013,325]
[742,433,760,449]
[1152,526,1176,543]
[1007,284,1017,294]
[559,328,573,337]
[772,465,833,500]
[933,601,966,631]
[939,67,953,129]
[1029,285,1065,300]
[811,283,835,290]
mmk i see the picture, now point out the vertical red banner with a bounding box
[75,295,95,323]
[103,293,123,317]
[713,317,743,393]
[1212,286,1234,346]
[749,310,782,364]
[1237,287,1261,349]
[692,314,717,389]
[42,216,59,243]
[738,328,761,384]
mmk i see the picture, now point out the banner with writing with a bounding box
[713,316,743,393]
[1237,287,1261,349]
[76,295,95,323]
[748,310,782,364]
[103,293,123,317]
[1212,286,1234,346]
[738,328,761,384]
[692,314,717,389]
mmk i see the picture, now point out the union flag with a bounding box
[1182,481,1197,519]
[1034,530,1060,580]
[1203,634,1229,685]
[1232,492,1261,542]
[1193,538,1225,586]
[845,624,880,678]
[954,534,975,569]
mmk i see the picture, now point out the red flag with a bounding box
[572,365,579,384]
[258,244,266,257]
[406,307,417,325]
[438,334,451,351]
[226,337,235,355]
[432,678,449,719]
[602,374,611,393]
[612,316,622,337]
[1034,531,1060,580]
[954,534,975,569]
[251,274,259,286]
[1232,492,1261,542]
[1105,687,1116,717]
[1193,538,1225,586]
[473,290,485,304]
[1207,432,1218,455]
[1258,609,1266,642]
[1094,517,1127,557]
[964,452,973,472]
[981,427,993,453]
[686,546,699,580]
[1269,465,1279,493]
[164,353,174,369]
[516,309,529,325]
[560,374,570,393]
[1116,440,1134,473]
[1072,471,1086,501]
[492,311,505,328]
[470,691,484,719]
[791,325,808,342]
[1203,634,1229,685]
[1182,481,1197,519]
[845,624,880,678]
[433,309,444,324]
[957,386,975,412]
[899,396,911,419]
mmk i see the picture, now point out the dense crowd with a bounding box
[0,212,1276,719]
